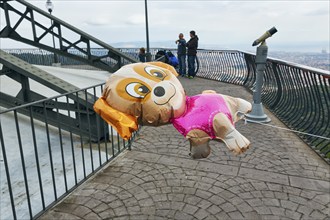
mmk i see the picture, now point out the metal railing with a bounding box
[0,84,137,219]
[196,49,330,160]
[3,48,330,160]
[1,48,329,220]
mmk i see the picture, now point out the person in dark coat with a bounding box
[138,47,146,62]
[175,33,187,76]
[186,30,199,79]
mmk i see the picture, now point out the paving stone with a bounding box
[246,198,263,207]
[242,211,262,220]
[195,189,212,199]
[197,161,239,176]
[207,204,221,215]
[39,211,82,220]
[172,186,184,193]
[310,210,328,219]
[239,192,254,199]
[262,198,280,207]
[183,204,199,214]
[274,192,289,200]
[158,155,198,169]
[228,211,244,219]
[141,206,156,215]
[220,202,237,213]
[129,214,148,220]
[313,193,330,205]
[168,193,185,202]
[84,198,103,209]
[251,190,264,198]
[204,215,217,220]
[151,194,167,202]
[174,211,195,220]
[229,197,244,206]
[197,199,212,209]
[171,201,185,211]
[285,209,302,220]
[127,205,140,215]
[93,202,109,213]
[83,211,102,220]
[289,176,330,192]
[109,199,124,209]
[239,167,289,185]
[183,187,197,195]
[139,198,154,207]
[208,195,226,206]
[235,202,253,213]
[296,204,314,216]
[269,206,285,216]
[99,209,116,219]
[215,211,230,220]
[134,191,149,200]
[122,197,138,207]
[194,208,210,220]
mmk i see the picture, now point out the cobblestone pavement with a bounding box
[39,77,330,220]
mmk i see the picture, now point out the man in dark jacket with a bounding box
[175,33,187,76]
[186,30,199,79]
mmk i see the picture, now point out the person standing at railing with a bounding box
[186,30,199,79]
[175,33,187,77]
[138,47,146,62]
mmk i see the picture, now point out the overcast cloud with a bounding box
[0,0,329,52]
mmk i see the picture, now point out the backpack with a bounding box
[166,51,179,67]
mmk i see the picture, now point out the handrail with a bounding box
[0,83,138,220]
[195,49,329,161]
[1,47,329,219]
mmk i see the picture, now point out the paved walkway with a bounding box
[39,77,330,220]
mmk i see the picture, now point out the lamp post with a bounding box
[45,0,58,64]
[144,0,151,61]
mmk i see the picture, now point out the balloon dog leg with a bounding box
[187,129,211,159]
[213,113,250,155]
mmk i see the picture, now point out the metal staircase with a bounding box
[0,49,105,140]
[0,0,138,72]
[0,0,140,139]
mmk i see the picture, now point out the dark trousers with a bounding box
[188,55,196,77]
[178,54,186,76]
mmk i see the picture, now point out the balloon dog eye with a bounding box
[144,66,167,80]
[126,82,150,99]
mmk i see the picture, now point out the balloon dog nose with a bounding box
[153,86,166,97]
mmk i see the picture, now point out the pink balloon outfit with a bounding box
[171,94,233,139]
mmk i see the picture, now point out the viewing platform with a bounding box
[38,77,330,220]
[0,1,329,219]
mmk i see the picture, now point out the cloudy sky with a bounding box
[1,0,329,52]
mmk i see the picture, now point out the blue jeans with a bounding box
[178,54,186,76]
[188,55,196,77]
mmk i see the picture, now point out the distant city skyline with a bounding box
[0,0,329,53]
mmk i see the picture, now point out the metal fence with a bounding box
[0,84,137,219]
[1,48,329,219]
[3,48,330,158]
[196,49,330,160]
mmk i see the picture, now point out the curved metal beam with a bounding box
[0,0,138,72]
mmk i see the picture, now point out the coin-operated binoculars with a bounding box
[245,27,278,123]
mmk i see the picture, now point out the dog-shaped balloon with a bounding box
[94,62,252,159]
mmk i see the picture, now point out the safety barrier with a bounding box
[3,48,329,160]
[196,49,330,160]
[1,48,329,219]
[0,83,137,219]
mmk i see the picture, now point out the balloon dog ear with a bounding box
[147,61,179,77]
[93,97,138,140]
